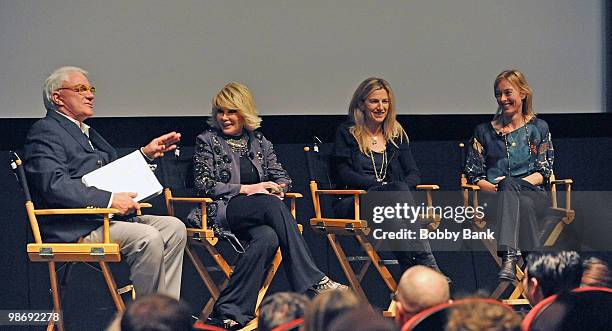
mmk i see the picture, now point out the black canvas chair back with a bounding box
[158,146,198,221]
[304,142,338,217]
[10,151,32,202]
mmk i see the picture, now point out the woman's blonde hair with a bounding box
[348,77,408,155]
[303,290,361,331]
[494,69,535,122]
[208,82,262,131]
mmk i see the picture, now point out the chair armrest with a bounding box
[36,203,150,216]
[315,189,366,195]
[167,197,213,203]
[285,192,303,199]
[34,208,120,216]
[416,184,440,190]
[461,184,480,191]
[550,179,573,185]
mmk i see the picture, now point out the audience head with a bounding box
[257,292,310,331]
[552,289,612,331]
[303,289,361,331]
[445,298,520,331]
[523,251,583,305]
[581,256,611,288]
[328,307,398,331]
[493,69,534,122]
[395,265,450,325]
[209,82,262,133]
[524,288,612,331]
[43,66,95,122]
[119,294,193,331]
[347,77,407,155]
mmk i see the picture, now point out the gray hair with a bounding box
[43,66,89,111]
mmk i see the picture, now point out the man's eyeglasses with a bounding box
[57,84,96,95]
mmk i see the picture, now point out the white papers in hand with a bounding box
[82,150,162,202]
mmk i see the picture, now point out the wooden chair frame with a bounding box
[164,187,302,331]
[304,146,441,308]
[11,152,138,331]
[459,143,575,305]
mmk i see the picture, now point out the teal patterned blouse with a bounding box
[465,117,554,187]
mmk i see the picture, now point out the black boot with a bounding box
[498,250,520,281]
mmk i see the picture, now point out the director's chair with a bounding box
[304,144,440,309]
[459,142,575,305]
[159,149,302,331]
[10,151,138,331]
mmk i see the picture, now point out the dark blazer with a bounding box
[332,120,421,190]
[24,110,117,242]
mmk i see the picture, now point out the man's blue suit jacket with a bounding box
[24,110,118,242]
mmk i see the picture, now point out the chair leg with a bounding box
[186,245,220,299]
[187,243,234,320]
[491,258,525,301]
[355,240,385,282]
[99,261,125,311]
[255,249,282,315]
[201,241,233,278]
[354,235,397,293]
[191,239,236,321]
[326,233,368,303]
[199,278,230,321]
[47,262,63,331]
[543,221,566,247]
[508,265,527,300]
[48,262,64,331]
[491,280,512,299]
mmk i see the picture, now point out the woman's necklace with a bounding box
[226,133,248,155]
[368,126,383,147]
[502,122,532,175]
[370,149,388,182]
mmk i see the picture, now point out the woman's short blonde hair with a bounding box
[494,69,535,122]
[348,77,408,155]
[208,82,262,131]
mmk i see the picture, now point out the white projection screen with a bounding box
[0,0,604,117]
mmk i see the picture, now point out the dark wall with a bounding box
[2,114,612,330]
[602,1,612,113]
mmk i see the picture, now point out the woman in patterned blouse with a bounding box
[465,69,554,281]
[189,82,346,329]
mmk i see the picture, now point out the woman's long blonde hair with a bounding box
[493,69,535,123]
[348,77,408,155]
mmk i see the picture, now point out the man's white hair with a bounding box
[43,66,89,111]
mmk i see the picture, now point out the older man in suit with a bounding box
[24,66,186,299]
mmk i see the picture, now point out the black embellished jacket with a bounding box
[187,128,291,231]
